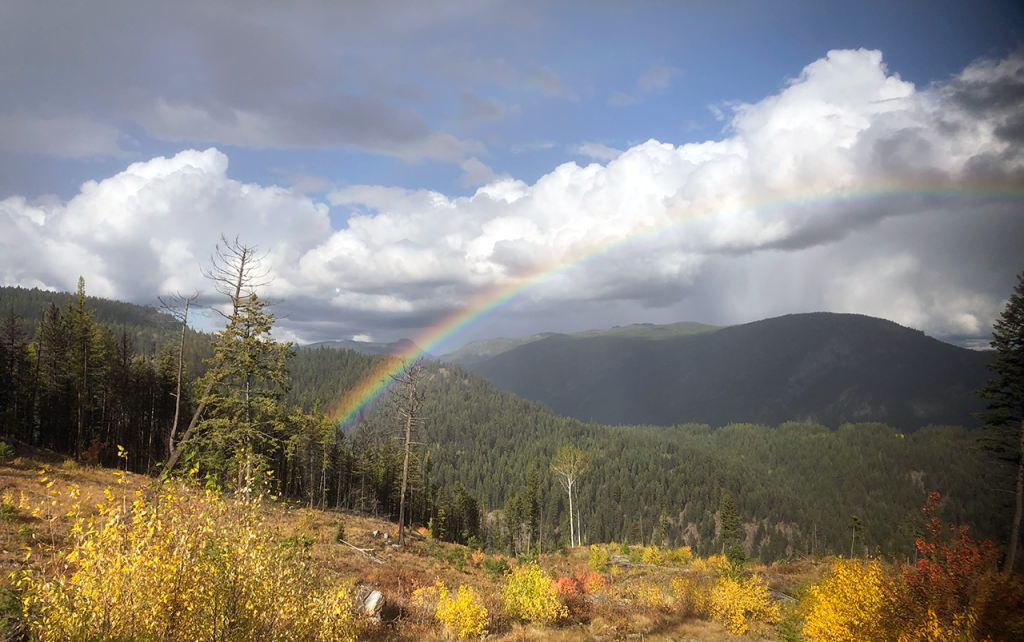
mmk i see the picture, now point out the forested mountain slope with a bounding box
[468,312,991,431]
[287,357,1009,562]
[0,285,180,357]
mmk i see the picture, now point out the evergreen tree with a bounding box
[0,307,33,441]
[978,270,1024,572]
[720,492,741,553]
[198,293,294,497]
[849,515,864,558]
[69,277,97,459]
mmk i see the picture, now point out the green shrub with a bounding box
[0,442,14,464]
[279,533,315,559]
[446,545,467,571]
[334,519,345,543]
[776,602,804,642]
[482,557,510,580]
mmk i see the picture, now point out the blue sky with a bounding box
[1,1,1022,349]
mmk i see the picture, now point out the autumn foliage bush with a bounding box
[803,558,888,642]
[501,563,567,623]
[670,575,713,618]
[18,473,356,642]
[710,573,780,635]
[665,545,693,566]
[804,493,1024,642]
[641,545,663,565]
[588,544,609,572]
[886,492,1024,641]
[435,582,489,638]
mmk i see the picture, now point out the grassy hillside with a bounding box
[470,312,991,431]
[2,447,1018,642]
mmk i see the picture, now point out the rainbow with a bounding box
[328,182,1024,430]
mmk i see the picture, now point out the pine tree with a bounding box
[978,270,1024,573]
[525,464,540,553]
[849,515,864,558]
[199,293,294,497]
[720,492,741,553]
[69,277,97,459]
[0,307,33,441]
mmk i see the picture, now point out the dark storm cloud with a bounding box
[0,0,531,159]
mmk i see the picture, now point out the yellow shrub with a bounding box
[671,576,712,617]
[632,581,668,610]
[501,563,567,623]
[436,583,489,639]
[904,608,978,642]
[641,545,663,565]
[802,558,886,642]
[666,545,693,566]
[411,581,441,617]
[690,553,727,573]
[588,544,610,572]
[710,574,780,635]
[19,477,356,642]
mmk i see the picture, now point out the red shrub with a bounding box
[887,492,1024,640]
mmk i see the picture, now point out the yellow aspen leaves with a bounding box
[435,582,489,638]
[803,558,887,642]
[501,563,567,623]
[710,574,780,635]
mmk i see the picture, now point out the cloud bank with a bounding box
[2,49,1021,346]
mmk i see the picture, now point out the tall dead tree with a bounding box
[390,359,423,546]
[164,236,271,476]
[159,291,201,461]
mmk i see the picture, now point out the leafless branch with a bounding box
[201,234,272,318]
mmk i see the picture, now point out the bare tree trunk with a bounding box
[77,347,86,459]
[398,383,414,545]
[568,479,574,548]
[1005,420,1024,574]
[164,379,215,475]
[167,296,192,458]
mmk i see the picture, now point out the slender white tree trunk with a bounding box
[568,479,574,548]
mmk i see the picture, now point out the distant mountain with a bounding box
[303,337,427,358]
[440,333,560,367]
[442,321,721,367]
[468,312,991,431]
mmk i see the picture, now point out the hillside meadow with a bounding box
[1,446,1021,641]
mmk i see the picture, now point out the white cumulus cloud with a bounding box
[1,49,1021,345]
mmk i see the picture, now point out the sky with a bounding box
[1,0,1022,352]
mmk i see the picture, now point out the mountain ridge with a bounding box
[441,321,722,367]
[466,312,991,431]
